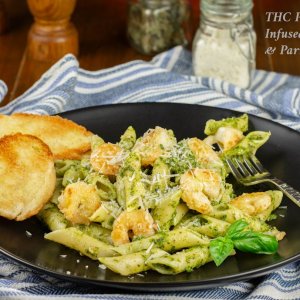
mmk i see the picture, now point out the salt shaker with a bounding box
[192,0,256,88]
[127,0,191,55]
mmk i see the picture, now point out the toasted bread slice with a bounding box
[0,133,56,221]
[0,113,92,159]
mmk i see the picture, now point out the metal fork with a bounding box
[225,155,300,208]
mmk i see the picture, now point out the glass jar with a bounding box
[127,0,191,55]
[192,0,256,88]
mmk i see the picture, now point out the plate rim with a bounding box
[59,102,300,134]
[1,102,299,292]
[1,243,300,291]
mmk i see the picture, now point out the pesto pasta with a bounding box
[42,115,286,276]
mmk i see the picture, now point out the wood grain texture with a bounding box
[0,0,30,106]
[0,0,299,106]
[0,0,7,34]
[26,0,78,61]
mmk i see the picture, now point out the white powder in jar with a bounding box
[193,29,252,88]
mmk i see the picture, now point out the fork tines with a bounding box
[226,155,270,182]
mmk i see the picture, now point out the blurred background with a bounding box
[0,0,299,106]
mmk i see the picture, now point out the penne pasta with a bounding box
[89,200,121,229]
[176,214,230,237]
[152,188,182,230]
[115,152,145,211]
[119,126,136,151]
[45,227,117,259]
[38,115,286,276]
[172,202,189,227]
[147,246,211,275]
[38,202,69,231]
[114,228,210,256]
[151,158,171,192]
[208,203,285,240]
[99,248,167,276]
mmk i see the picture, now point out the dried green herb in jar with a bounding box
[127,0,190,55]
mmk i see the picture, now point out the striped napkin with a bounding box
[0,46,299,299]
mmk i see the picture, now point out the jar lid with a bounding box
[201,0,253,16]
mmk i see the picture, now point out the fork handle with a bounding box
[267,177,300,208]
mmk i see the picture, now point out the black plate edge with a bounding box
[58,102,300,135]
[1,102,299,292]
[1,243,300,292]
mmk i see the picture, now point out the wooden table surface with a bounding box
[0,0,299,106]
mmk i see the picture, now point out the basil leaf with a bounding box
[226,219,249,239]
[209,237,234,267]
[231,231,278,254]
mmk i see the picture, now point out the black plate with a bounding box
[1,103,300,292]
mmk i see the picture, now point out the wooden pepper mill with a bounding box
[27,0,78,61]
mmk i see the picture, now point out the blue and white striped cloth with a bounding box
[0,46,299,299]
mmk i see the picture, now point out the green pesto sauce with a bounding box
[166,140,198,174]
[204,114,248,135]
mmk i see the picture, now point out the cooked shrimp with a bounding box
[111,209,156,245]
[215,127,244,151]
[204,127,244,151]
[230,192,272,216]
[90,142,123,176]
[58,181,101,225]
[133,126,176,166]
[187,138,224,169]
[180,168,223,214]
